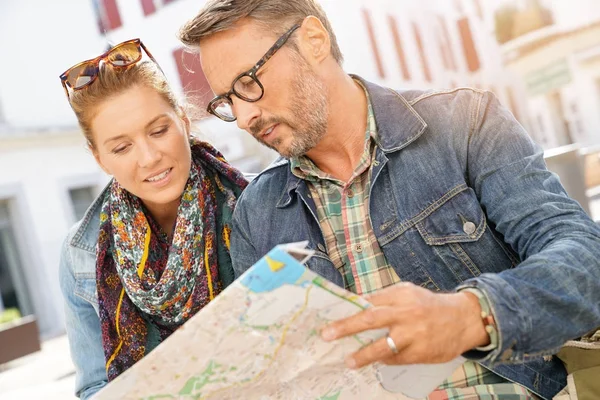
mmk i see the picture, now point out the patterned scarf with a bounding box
[96,138,247,381]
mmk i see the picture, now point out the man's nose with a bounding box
[231,97,261,133]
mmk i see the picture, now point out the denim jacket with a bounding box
[59,188,109,399]
[230,78,600,400]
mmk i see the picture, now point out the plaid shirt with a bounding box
[290,84,536,399]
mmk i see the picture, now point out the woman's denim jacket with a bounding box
[59,190,110,399]
[229,78,600,400]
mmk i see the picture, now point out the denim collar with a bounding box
[274,75,427,208]
[70,182,110,253]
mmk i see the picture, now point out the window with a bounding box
[457,17,480,73]
[412,23,432,83]
[141,0,180,16]
[388,16,411,81]
[93,0,122,33]
[69,187,96,222]
[173,47,213,108]
[362,9,386,79]
[0,201,32,317]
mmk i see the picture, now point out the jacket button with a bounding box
[317,243,326,252]
[463,221,476,235]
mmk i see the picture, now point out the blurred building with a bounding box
[500,0,600,149]
[0,0,560,338]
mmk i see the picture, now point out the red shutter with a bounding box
[412,23,432,83]
[457,17,480,72]
[141,0,156,16]
[388,16,411,81]
[101,0,122,30]
[362,9,386,79]
[173,48,213,107]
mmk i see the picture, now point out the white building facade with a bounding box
[501,0,600,149]
[0,0,531,337]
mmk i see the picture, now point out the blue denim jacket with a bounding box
[230,78,600,399]
[59,188,109,399]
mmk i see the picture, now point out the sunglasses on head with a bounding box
[59,39,161,99]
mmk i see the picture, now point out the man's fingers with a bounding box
[364,282,414,306]
[346,332,406,369]
[321,305,398,341]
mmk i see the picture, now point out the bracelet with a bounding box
[460,288,498,352]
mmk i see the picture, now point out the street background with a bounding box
[1,0,600,398]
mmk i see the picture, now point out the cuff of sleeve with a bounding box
[456,273,531,365]
[458,287,498,351]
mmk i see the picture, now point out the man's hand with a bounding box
[320,282,490,369]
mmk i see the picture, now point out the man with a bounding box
[178,1,600,398]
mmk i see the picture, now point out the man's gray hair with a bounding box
[178,0,344,65]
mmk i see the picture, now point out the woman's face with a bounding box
[91,85,192,212]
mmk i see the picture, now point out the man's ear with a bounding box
[298,16,331,65]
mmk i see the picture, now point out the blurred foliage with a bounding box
[0,308,22,324]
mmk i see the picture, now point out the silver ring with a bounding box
[386,334,399,354]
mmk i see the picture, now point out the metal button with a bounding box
[346,189,354,198]
[317,243,326,252]
[355,243,363,253]
[373,160,380,166]
[463,221,476,235]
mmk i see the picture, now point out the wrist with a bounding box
[459,291,491,349]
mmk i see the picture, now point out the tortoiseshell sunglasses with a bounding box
[59,39,161,99]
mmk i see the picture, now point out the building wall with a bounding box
[502,17,600,147]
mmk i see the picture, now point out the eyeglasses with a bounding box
[59,39,161,99]
[207,24,301,122]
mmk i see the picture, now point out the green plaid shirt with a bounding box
[290,83,536,399]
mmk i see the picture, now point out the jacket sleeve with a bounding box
[230,190,261,278]
[458,90,600,365]
[58,234,108,399]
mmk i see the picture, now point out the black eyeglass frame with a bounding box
[207,24,302,122]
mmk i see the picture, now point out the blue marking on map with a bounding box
[240,247,307,293]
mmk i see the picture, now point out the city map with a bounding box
[94,244,450,399]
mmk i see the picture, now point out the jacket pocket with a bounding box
[415,187,516,282]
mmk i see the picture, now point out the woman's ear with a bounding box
[92,146,111,176]
[180,107,191,138]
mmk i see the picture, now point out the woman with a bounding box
[58,39,247,399]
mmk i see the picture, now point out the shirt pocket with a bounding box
[415,187,517,282]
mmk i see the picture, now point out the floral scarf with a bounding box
[96,138,247,381]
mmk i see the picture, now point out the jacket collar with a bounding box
[276,75,427,208]
[70,182,110,253]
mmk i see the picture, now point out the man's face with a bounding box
[200,20,328,158]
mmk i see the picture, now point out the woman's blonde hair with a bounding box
[68,61,184,149]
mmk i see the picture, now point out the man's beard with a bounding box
[249,58,328,159]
